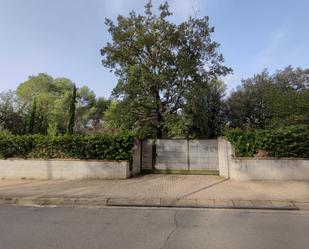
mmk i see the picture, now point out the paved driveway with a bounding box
[1,174,309,202]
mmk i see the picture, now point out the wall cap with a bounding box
[233,157,309,161]
[0,158,129,163]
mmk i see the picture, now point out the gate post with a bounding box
[131,139,142,176]
[187,140,190,171]
[151,140,156,170]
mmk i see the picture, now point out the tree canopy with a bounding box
[0,74,110,135]
[2,1,308,139]
[101,1,231,138]
[226,66,309,129]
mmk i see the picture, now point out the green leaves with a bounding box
[0,133,135,161]
[226,66,309,129]
[11,74,108,135]
[101,1,231,138]
[225,125,309,158]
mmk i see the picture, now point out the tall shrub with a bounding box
[225,125,309,158]
[0,133,135,161]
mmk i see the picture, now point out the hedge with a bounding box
[0,133,135,161]
[225,125,309,158]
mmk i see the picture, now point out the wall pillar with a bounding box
[131,139,142,176]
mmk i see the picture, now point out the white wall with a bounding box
[0,159,129,180]
[131,140,142,176]
[218,137,233,178]
[231,158,309,181]
[218,138,309,181]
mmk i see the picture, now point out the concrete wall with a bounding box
[230,158,309,181]
[0,159,130,180]
[218,138,309,181]
[131,140,142,176]
[218,137,234,178]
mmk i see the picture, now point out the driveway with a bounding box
[1,174,309,202]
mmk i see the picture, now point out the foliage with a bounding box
[16,73,54,134]
[0,91,27,134]
[226,70,272,128]
[28,97,37,134]
[0,133,135,161]
[225,125,309,158]
[47,122,58,136]
[104,101,128,131]
[104,100,158,137]
[67,84,77,134]
[267,86,309,127]
[75,89,110,134]
[226,66,309,129]
[87,97,111,133]
[1,74,110,135]
[184,80,227,138]
[101,1,231,138]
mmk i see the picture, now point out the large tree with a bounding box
[226,66,309,129]
[13,73,108,135]
[185,80,227,138]
[16,73,71,134]
[226,70,273,129]
[101,1,231,138]
[267,66,309,127]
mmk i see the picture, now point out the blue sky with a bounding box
[0,0,308,97]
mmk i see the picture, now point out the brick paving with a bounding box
[0,174,309,210]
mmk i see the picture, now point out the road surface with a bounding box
[0,205,308,249]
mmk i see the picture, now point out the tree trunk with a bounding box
[155,84,163,138]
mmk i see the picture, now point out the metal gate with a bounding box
[141,139,219,174]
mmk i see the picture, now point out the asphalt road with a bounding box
[0,205,309,249]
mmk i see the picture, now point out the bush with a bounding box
[225,125,309,158]
[0,132,135,161]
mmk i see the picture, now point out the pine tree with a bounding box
[67,84,77,134]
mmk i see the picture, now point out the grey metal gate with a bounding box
[141,139,219,173]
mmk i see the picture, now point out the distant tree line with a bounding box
[1,1,308,138]
[0,73,110,135]
[227,66,309,129]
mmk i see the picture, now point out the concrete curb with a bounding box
[106,198,304,210]
[0,196,108,207]
[1,196,309,210]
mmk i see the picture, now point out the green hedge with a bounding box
[225,125,309,158]
[0,133,135,161]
